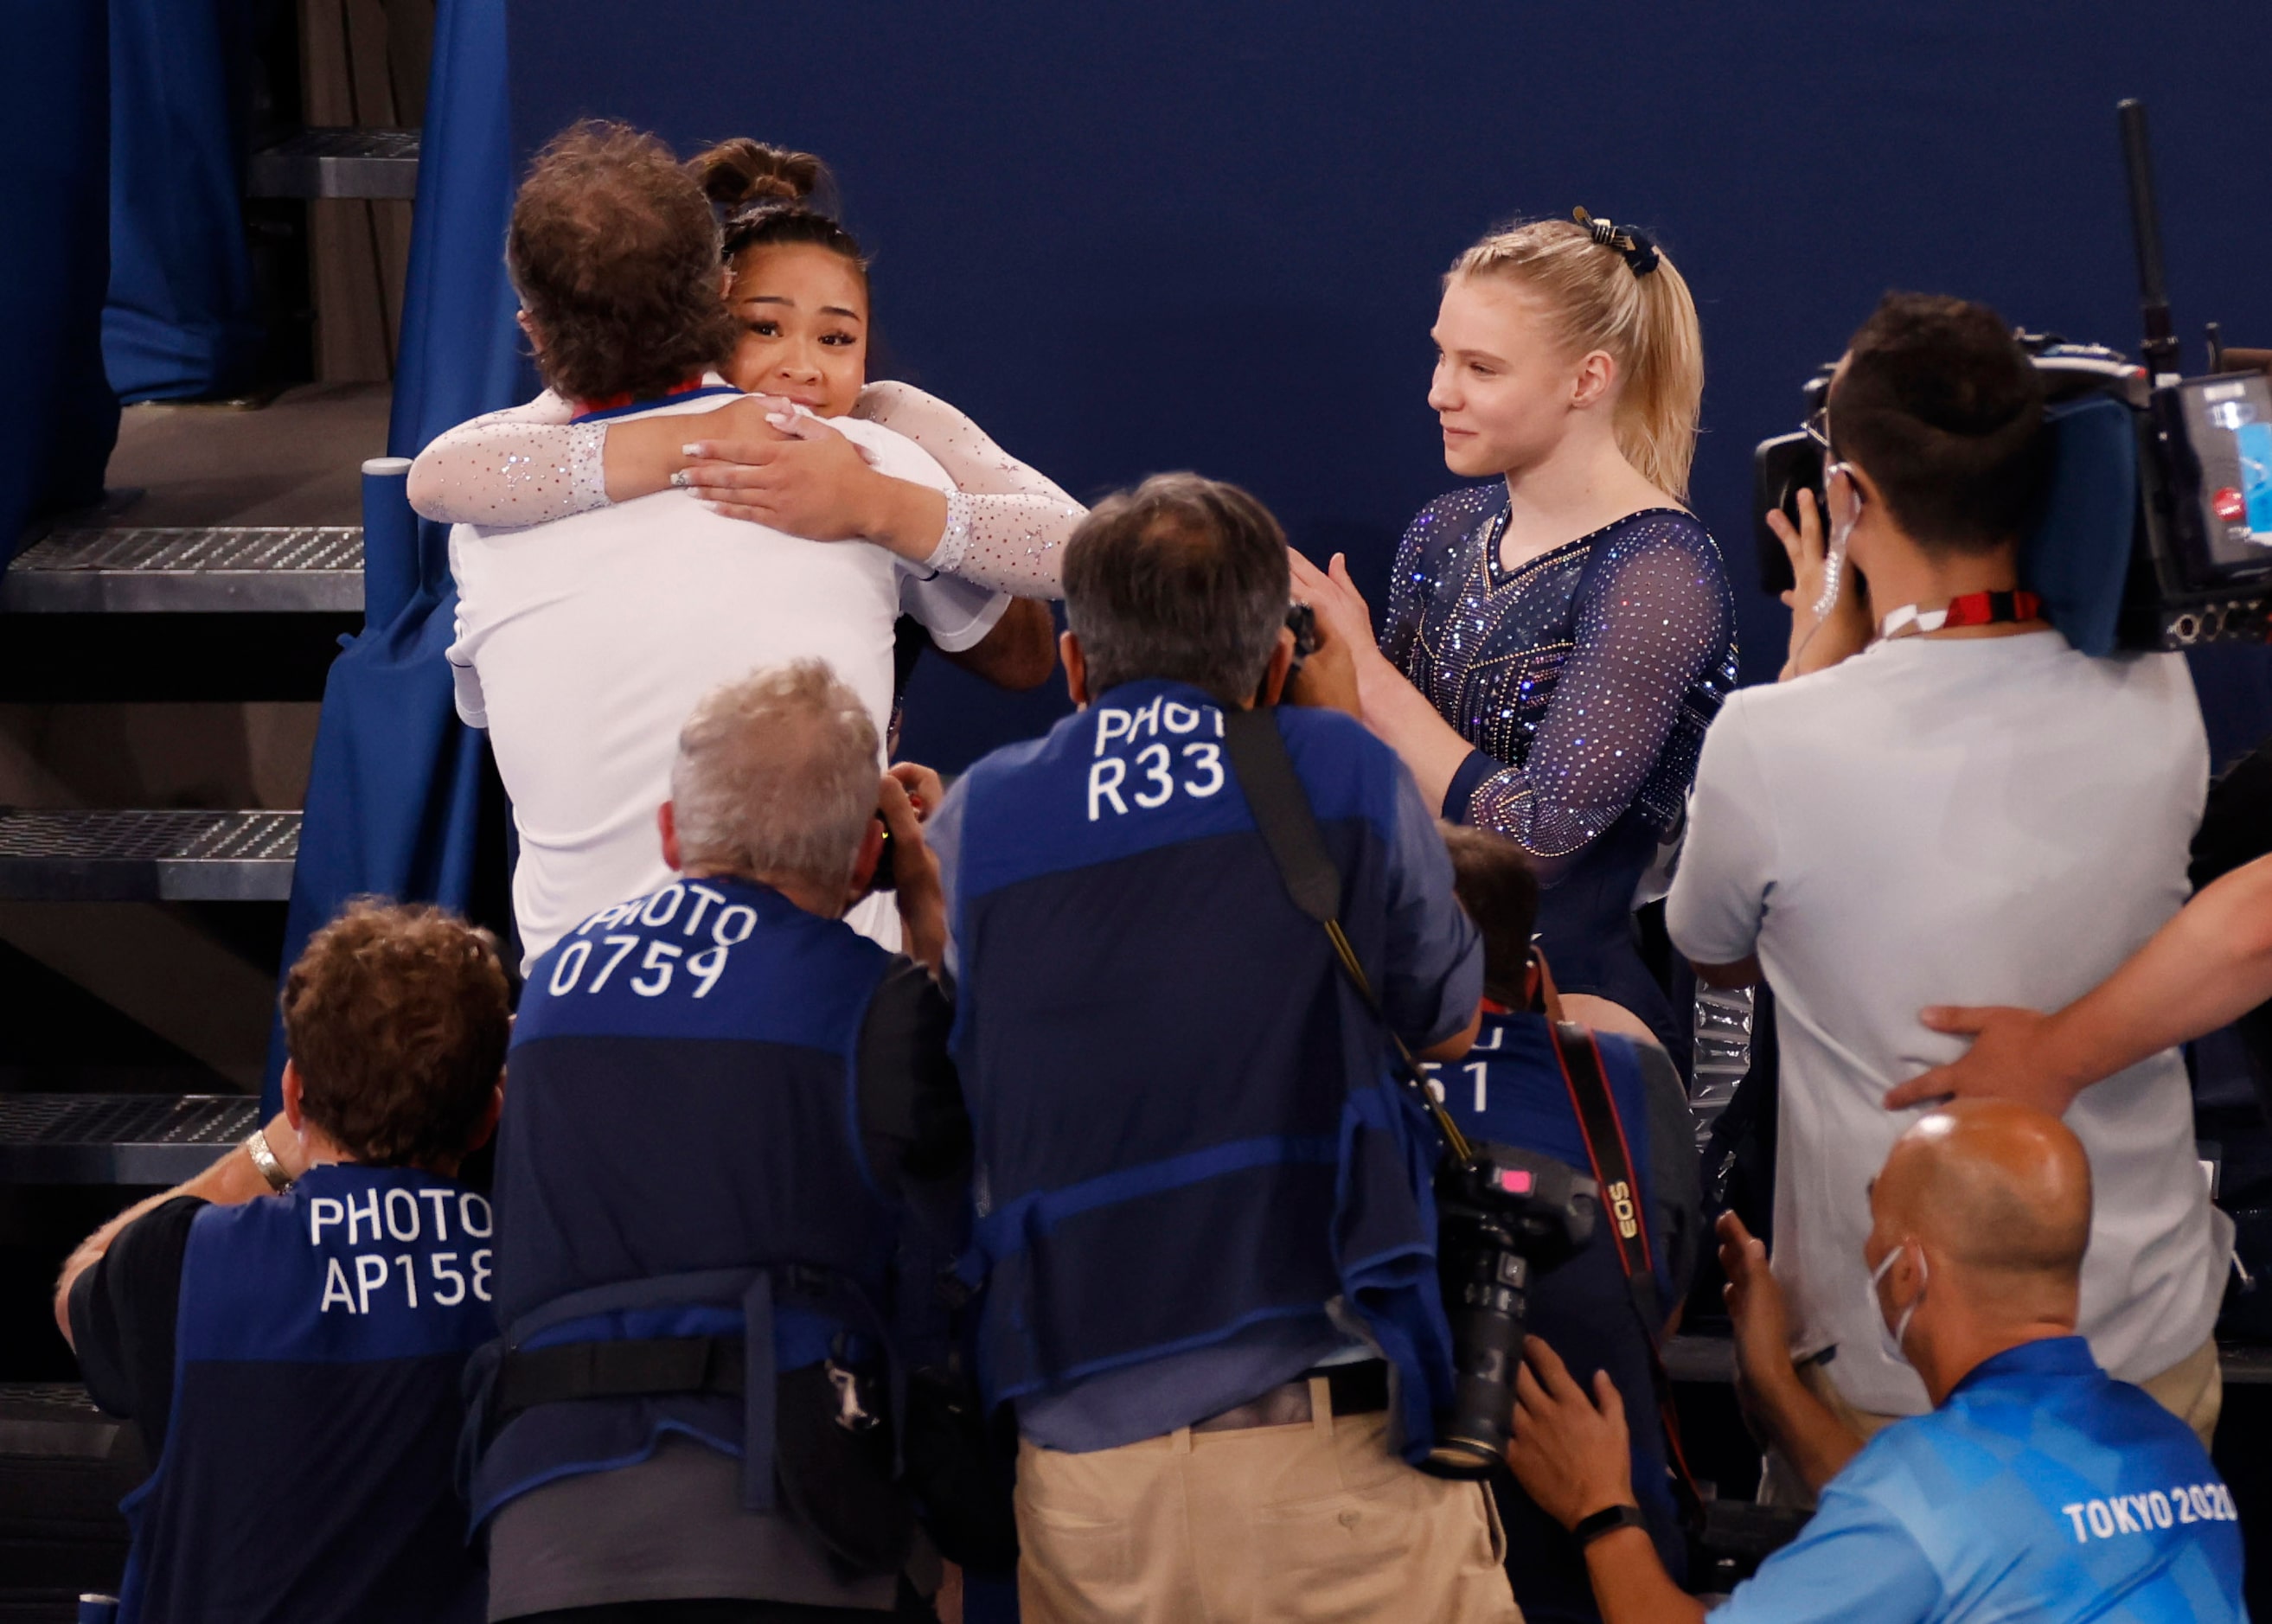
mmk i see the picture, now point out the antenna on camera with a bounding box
[2118,99,2183,383]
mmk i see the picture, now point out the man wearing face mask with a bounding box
[1663,294,2229,1493]
[1503,1102,2247,1623]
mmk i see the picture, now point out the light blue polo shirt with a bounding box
[1713,1337,2246,1623]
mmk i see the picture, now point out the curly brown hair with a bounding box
[280,900,511,1168]
[508,120,739,404]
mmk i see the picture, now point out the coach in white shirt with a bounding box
[1668,294,2230,1487]
[447,123,1024,969]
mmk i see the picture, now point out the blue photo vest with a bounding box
[469,878,905,1525]
[950,682,1456,1455]
[116,1164,495,1624]
[1439,1009,1686,1615]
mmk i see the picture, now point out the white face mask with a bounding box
[1870,1240,1927,1366]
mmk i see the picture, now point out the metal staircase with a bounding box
[0,1096,263,1186]
[0,810,302,904]
[0,509,358,1167]
[4,526,364,614]
[0,4,419,1611]
[0,455,374,1621]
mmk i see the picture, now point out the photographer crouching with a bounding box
[924,474,1515,1622]
[1505,1102,2246,1622]
[1438,828,1702,1621]
[56,901,511,1623]
[464,661,969,1621]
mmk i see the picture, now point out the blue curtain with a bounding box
[103,0,263,402]
[1,0,118,555]
[267,0,532,1106]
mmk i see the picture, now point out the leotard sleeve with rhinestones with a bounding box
[405,391,605,527]
[405,380,1079,598]
[1408,506,1736,880]
[1382,486,1499,672]
[849,380,1080,598]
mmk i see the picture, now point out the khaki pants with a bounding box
[1761,1338,2223,1507]
[1014,1378,1520,1624]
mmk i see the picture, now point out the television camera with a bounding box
[1755,100,2272,654]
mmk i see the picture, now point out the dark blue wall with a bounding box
[508,0,2272,770]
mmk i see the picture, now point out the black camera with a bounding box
[1753,100,2272,652]
[1424,1144,1597,1478]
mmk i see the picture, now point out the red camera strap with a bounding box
[1547,1023,1705,1521]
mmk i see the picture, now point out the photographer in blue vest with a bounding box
[57,901,512,1624]
[1506,1100,2248,1622]
[1436,825,1701,1623]
[469,659,969,1622]
[925,473,1516,1622]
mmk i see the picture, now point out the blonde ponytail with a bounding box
[1450,215,1704,498]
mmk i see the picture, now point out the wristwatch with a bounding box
[243,1128,294,1193]
[1571,1503,1648,1549]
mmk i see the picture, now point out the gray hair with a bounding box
[669,660,880,891]
[1062,473,1291,706]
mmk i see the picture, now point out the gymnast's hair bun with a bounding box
[689,139,828,213]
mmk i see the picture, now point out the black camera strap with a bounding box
[1224,707,1699,1511]
[1219,707,1475,1164]
[1546,1022,1705,1522]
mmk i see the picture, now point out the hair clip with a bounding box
[1571,208,1661,278]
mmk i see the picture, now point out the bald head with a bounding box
[1873,1100,2092,1286]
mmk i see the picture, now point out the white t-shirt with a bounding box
[1667,630,2230,1416]
[447,389,1007,969]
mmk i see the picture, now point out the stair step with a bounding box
[3,527,362,614]
[247,126,420,199]
[0,809,298,901]
[0,1387,127,1463]
[0,1096,259,1185]
[0,1386,138,1615]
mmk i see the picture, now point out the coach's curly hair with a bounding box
[507,120,740,404]
[281,900,510,1169]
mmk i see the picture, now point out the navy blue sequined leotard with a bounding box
[1385,488,1738,1058]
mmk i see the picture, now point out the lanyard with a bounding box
[570,378,741,424]
[1878,588,2043,641]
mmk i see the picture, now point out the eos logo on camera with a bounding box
[1605,1179,1640,1241]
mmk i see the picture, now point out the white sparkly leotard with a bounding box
[405,379,1081,598]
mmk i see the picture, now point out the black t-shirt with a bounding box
[67,1193,208,1457]
[65,959,967,1476]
